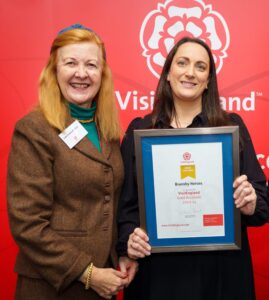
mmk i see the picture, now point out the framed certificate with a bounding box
[134,126,241,253]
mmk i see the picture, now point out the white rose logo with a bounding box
[140,0,230,78]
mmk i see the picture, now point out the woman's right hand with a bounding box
[127,227,151,260]
[80,265,128,299]
[90,266,128,299]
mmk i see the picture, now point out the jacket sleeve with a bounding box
[230,113,269,226]
[117,118,142,257]
[7,115,91,292]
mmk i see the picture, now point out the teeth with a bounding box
[70,83,89,88]
[182,81,196,87]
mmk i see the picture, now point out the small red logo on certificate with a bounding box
[183,152,191,160]
[203,214,224,226]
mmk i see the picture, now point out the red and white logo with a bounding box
[183,152,191,160]
[140,0,230,78]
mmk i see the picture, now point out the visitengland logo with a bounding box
[180,151,195,179]
[117,0,259,114]
[140,0,230,78]
[183,152,191,160]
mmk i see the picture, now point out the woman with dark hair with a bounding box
[117,37,269,300]
[7,24,128,300]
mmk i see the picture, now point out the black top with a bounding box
[117,112,269,300]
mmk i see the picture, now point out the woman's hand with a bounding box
[127,228,151,260]
[119,256,139,287]
[80,266,128,299]
[90,266,128,299]
[233,175,256,215]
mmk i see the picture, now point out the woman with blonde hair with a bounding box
[7,24,129,300]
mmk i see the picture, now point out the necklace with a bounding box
[77,117,94,123]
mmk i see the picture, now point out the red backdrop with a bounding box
[1,1,268,299]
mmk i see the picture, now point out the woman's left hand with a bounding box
[119,256,139,287]
[233,175,256,215]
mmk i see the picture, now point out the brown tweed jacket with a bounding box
[7,110,124,295]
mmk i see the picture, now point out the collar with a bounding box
[155,111,208,128]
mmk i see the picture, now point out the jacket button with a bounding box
[104,195,111,202]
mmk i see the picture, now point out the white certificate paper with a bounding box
[152,143,225,239]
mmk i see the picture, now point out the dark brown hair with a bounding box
[152,36,230,127]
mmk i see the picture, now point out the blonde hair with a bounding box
[38,28,120,141]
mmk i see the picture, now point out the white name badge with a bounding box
[59,120,88,149]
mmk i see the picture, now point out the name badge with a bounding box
[59,120,88,149]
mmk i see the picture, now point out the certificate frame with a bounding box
[134,126,241,253]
